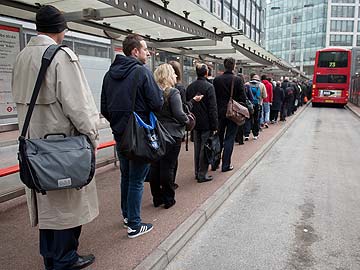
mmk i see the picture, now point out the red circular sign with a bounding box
[6,106,13,112]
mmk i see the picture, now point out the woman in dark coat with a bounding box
[270,81,285,123]
[150,64,202,209]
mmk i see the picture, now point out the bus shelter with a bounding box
[0,0,302,73]
[0,0,307,125]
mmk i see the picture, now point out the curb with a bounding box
[345,103,360,119]
[134,102,311,270]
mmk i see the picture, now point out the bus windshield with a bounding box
[318,51,348,68]
[316,74,347,84]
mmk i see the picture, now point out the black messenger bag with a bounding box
[17,45,95,194]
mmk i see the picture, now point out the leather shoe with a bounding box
[69,254,95,269]
[221,165,234,172]
[197,175,213,183]
[153,198,164,207]
[164,199,176,209]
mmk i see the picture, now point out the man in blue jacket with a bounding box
[101,34,163,238]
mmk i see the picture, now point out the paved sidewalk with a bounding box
[0,105,308,270]
[346,102,360,118]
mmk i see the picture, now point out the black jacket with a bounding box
[186,77,218,131]
[281,80,294,101]
[101,55,163,142]
[213,71,246,120]
[272,86,285,111]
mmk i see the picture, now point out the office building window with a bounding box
[358,21,360,31]
[330,20,354,32]
[357,35,360,46]
[213,0,222,17]
[251,28,256,41]
[240,0,245,16]
[331,6,355,17]
[224,5,231,24]
[232,13,239,28]
[239,20,245,32]
[329,34,353,46]
[252,2,256,19]
[199,0,211,11]
[232,0,239,10]
[246,23,250,38]
[246,0,251,17]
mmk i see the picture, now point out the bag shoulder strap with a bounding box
[130,66,143,112]
[20,44,65,138]
[230,76,235,99]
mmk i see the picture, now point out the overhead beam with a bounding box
[64,8,131,22]
[232,42,273,66]
[182,48,236,55]
[97,0,222,41]
[148,39,217,48]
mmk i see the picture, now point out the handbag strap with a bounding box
[130,66,143,112]
[20,44,65,138]
[230,76,235,99]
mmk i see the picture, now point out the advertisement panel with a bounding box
[0,23,22,121]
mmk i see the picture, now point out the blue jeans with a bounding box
[260,102,270,125]
[116,143,150,228]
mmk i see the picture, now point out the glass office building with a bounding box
[266,0,360,77]
[265,0,328,76]
[197,0,267,45]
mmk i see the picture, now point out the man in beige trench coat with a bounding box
[11,5,99,270]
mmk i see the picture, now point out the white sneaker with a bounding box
[253,136,258,140]
[244,136,249,141]
[123,218,128,228]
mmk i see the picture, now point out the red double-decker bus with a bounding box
[312,48,351,107]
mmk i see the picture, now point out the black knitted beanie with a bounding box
[36,5,67,33]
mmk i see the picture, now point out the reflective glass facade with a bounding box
[266,0,328,76]
[266,0,360,77]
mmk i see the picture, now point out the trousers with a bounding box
[40,226,81,270]
[193,130,211,178]
[149,138,181,204]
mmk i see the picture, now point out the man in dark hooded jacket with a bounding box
[101,34,163,238]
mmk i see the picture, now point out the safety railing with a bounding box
[0,140,116,177]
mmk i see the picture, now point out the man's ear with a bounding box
[131,47,138,57]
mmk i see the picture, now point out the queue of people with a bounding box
[11,5,311,269]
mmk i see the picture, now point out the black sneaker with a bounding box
[123,218,128,229]
[128,223,153,238]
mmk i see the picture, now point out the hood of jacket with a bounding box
[262,79,271,88]
[109,54,143,80]
[249,79,260,85]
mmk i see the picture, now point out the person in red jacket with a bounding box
[260,75,273,128]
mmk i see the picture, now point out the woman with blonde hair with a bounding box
[149,64,201,209]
